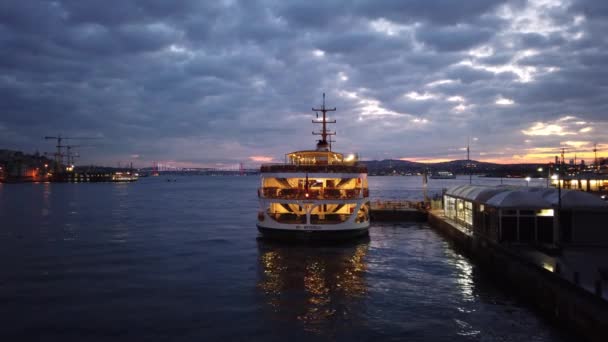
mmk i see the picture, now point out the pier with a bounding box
[428,210,608,342]
[379,186,608,342]
[370,200,428,222]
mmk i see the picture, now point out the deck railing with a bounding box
[259,187,368,200]
[260,164,367,173]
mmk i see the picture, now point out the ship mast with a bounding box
[312,93,336,151]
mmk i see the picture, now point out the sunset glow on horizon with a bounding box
[0,1,606,168]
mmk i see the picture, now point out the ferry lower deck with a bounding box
[257,171,370,238]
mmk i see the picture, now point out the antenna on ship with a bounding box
[328,136,336,151]
[312,93,336,151]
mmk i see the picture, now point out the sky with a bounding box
[1,0,607,168]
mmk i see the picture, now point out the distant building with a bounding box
[443,185,608,247]
[0,149,50,182]
[554,175,608,192]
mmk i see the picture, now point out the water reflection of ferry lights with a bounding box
[256,238,369,334]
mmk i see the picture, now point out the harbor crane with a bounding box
[64,144,92,170]
[43,135,101,172]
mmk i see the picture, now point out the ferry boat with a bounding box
[256,94,370,240]
[111,171,138,182]
[430,171,456,179]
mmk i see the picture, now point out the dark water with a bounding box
[0,176,572,341]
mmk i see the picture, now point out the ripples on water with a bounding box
[0,176,572,341]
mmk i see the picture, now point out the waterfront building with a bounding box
[443,185,608,246]
[552,174,608,193]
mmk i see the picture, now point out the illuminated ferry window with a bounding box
[310,203,356,224]
[266,202,306,224]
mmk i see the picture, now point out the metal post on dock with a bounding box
[422,169,428,204]
[467,137,472,185]
[557,156,562,209]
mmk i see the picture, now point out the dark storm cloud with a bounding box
[1,0,607,166]
[353,0,516,25]
[415,25,494,52]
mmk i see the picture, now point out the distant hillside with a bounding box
[361,159,425,175]
[360,159,548,177]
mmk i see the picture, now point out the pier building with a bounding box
[443,185,608,246]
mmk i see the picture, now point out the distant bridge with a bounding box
[144,162,258,176]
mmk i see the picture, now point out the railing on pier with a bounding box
[371,200,424,210]
[370,199,443,211]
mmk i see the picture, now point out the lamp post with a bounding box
[525,176,531,187]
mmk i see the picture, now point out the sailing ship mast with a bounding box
[312,93,336,151]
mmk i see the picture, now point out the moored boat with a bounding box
[430,171,456,179]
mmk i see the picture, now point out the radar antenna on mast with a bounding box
[312,93,336,151]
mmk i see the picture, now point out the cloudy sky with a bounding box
[1,0,607,167]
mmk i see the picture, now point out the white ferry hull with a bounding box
[257,224,369,240]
